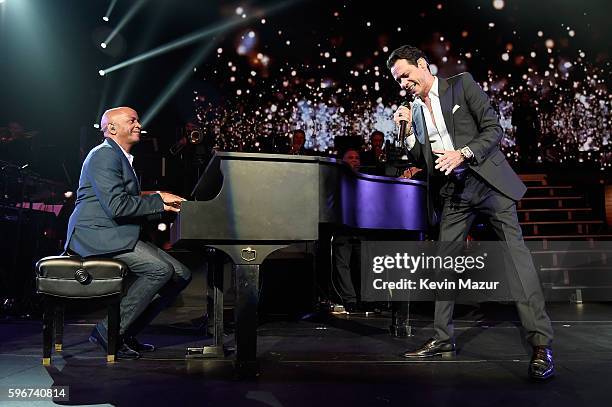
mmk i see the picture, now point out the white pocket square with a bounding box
[452,105,461,114]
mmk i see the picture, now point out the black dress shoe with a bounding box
[401,338,456,358]
[89,323,140,360]
[116,342,141,360]
[124,336,155,352]
[528,346,554,380]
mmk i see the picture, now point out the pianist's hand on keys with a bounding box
[157,191,187,213]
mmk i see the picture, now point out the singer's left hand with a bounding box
[433,150,464,175]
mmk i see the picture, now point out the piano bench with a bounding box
[35,255,128,365]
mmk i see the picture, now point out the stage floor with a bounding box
[1,302,611,406]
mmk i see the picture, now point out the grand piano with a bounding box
[170,151,427,372]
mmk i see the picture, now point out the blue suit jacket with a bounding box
[65,137,164,257]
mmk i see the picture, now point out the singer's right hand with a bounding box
[393,105,412,127]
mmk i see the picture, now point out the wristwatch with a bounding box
[459,146,474,160]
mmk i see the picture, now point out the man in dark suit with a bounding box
[387,45,554,380]
[66,106,192,359]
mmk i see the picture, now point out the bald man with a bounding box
[65,107,192,359]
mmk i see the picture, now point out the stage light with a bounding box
[100,42,107,49]
[99,0,300,75]
[492,0,505,10]
[99,69,106,76]
[102,0,147,50]
[157,223,167,232]
[103,0,118,23]
[141,42,216,126]
[93,123,100,129]
[64,191,74,199]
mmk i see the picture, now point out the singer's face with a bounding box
[391,59,430,99]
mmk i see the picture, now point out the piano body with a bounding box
[170,151,427,371]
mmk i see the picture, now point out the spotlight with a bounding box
[98,0,297,76]
[99,69,106,76]
[93,123,100,129]
[103,16,109,22]
[102,0,147,52]
[64,191,74,199]
[157,223,167,232]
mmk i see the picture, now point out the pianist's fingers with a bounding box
[159,191,187,204]
[163,203,181,213]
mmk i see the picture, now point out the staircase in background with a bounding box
[517,174,612,302]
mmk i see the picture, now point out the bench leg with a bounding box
[54,303,64,352]
[42,296,54,365]
[107,297,120,363]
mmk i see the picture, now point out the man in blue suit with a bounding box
[66,106,192,359]
[388,45,554,380]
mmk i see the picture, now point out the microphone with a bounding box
[397,97,414,147]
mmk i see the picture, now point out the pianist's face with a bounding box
[109,107,142,147]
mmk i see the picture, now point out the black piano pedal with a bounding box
[389,324,413,337]
[389,301,414,337]
[185,345,226,359]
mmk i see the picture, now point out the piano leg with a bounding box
[390,301,413,337]
[234,264,260,376]
[186,252,225,359]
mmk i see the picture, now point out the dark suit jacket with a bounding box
[408,73,526,224]
[65,137,165,257]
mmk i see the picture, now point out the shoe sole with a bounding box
[528,370,555,381]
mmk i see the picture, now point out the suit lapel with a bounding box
[438,77,456,145]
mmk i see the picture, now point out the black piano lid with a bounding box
[191,151,425,200]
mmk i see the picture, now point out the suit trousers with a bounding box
[434,171,553,346]
[102,240,192,336]
[332,235,360,304]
